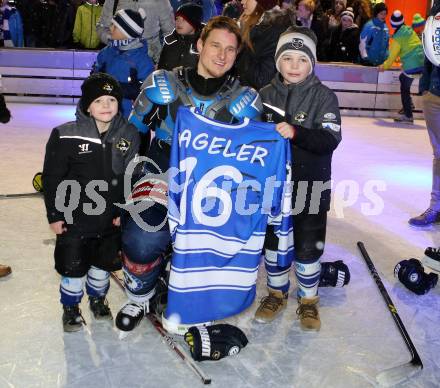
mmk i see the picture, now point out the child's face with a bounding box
[87,96,118,124]
[110,23,128,40]
[341,15,353,30]
[176,16,195,35]
[279,52,312,84]
[297,3,311,19]
[376,10,387,22]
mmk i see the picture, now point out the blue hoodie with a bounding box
[360,17,390,66]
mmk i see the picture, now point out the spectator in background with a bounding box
[412,13,426,40]
[351,0,371,31]
[324,0,345,30]
[359,1,388,66]
[158,2,203,70]
[93,8,154,117]
[0,0,24,47]
[295,0,326,60]
[327,6,359,62]
[73,0,103,49]
[236,0,295,90]
[97,0,175,64]
[170,0,218,22]
[222,0,243,18]
[379,10,424,124]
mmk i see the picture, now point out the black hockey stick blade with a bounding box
[110,271,212,385]
[0,192,42,200]
[357,242,423,386]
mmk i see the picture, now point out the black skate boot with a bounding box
[423,247,440,272]
[115,301,148,332]
[62,305,86,332]
[89,296,113,321]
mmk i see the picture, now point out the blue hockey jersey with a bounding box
[165,107,294,324]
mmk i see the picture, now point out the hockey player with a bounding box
[42,73,140,332]
[256,26,342,331]
[115,16,263,334]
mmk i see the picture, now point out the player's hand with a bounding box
[50,221,67,235]
[113,217,121,227]
[276,122,295,139]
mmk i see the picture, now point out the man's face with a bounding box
[377,10,387,22]
[196,28,239,79]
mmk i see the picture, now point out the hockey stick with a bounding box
[357,242,423,386]
[0,192,42,199]
[110,271,212,385]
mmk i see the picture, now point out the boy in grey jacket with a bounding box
[256,26,342,331]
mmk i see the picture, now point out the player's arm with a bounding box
[128,69,179,133]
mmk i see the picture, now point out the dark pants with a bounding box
[400,73,414,118]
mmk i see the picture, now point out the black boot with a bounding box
[89,296,113,320]
[62,305,86,332]
[115,301,147,332]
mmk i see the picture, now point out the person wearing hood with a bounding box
[158,2,203,71]
[93,8,154,118]
[379,10,424,124]
[236,0,296,90]
[256,26,342,331]
[72,0,103,49]
[359,1,389,66]
[42,73,140,333]
[327,7,360,62]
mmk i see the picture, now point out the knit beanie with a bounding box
[275,26,317,71]
[176,3,203,31]
[390,10,404,29]
[373,2,387,17]
[340,7,354,22]
[80,73,123,113]
[112,8,146,39]
[412,13,426,29]
[256,0,279,11]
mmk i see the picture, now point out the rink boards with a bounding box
[0,48,423,118]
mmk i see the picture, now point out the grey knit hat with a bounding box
[275,26,318,71]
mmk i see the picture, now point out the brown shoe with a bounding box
[254,288,288,323]
[296,296,321,331]
[0,264,12,278]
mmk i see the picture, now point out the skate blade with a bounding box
[118,329,132,340]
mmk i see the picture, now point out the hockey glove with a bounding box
[184,324,248,362]
[319,260,350,287]
[394,258,438,295]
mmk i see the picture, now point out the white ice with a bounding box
[0,103,439,388]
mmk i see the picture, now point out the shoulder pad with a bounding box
[423,14,440,66]
[143,70,179,105]
[228,87,262,120]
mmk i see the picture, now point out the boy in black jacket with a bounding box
[42,73,140,332]
[256,26,341,331]
[158,3,203,71]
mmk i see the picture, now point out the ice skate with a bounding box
[89,296,113,321]
[423,247,440,272]
[116,301,149,339]
[62,305,86,332]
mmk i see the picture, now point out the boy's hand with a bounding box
[50,221,67,235]
[276,122,295,139]
[113,217,121,227]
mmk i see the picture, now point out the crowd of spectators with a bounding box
[0,0,427,69]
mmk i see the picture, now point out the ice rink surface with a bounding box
[0,103,439,388]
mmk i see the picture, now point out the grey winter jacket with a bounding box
[96,0,175,63]
[260,73,341,212]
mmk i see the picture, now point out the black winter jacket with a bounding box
[327,25,360,63]
[260,73,341,212]
[235,8,295,90]
[158,29,200,71]
[43,107,140,237]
